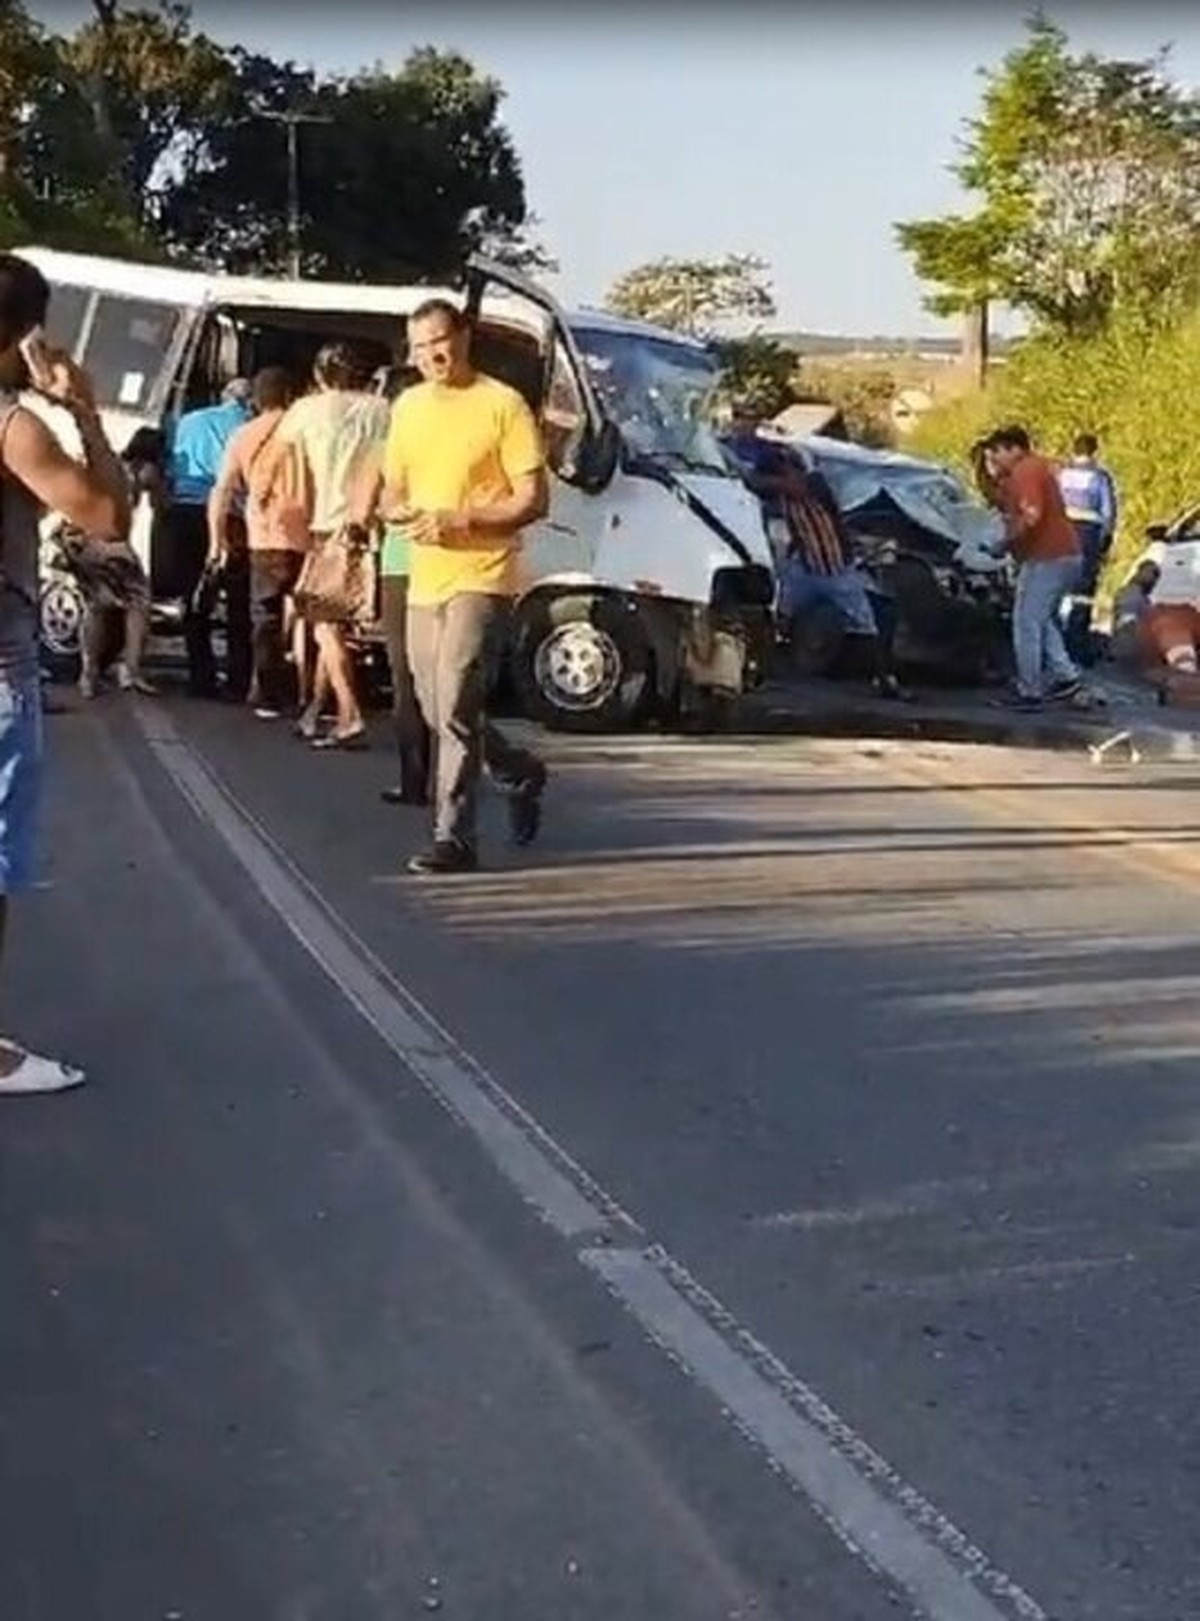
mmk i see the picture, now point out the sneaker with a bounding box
[872,673,916,704]
[0,1048,86,1095]
[406,840,478,876]
[506,769,547,848]
[254,705,282,721]
[1047,677,1083,703]
[992,690,1043,713]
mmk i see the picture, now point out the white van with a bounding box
[16,248,775,729]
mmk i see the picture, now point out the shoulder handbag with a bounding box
[293,524,376,624]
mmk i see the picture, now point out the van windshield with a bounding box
[570,324,731,477]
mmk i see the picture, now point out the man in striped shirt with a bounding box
[726,419,909,698]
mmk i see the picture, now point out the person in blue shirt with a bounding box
[165,378,253,698]
[1057,431,1118,665]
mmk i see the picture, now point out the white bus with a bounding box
[17,248,775,730]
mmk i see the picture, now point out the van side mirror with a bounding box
[571,418,621,494]
[1145,522,1169,542]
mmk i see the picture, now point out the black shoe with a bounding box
[872,673,915,704]
[406,840,478,876]
[1047,677,1083,703]
[992,691,1043,713]
[381,783,429,807]
[507,771,547,848]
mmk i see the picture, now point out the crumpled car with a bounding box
[763,431,1013,683]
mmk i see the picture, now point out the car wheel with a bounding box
[515,594,652,732]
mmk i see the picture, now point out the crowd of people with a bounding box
[0,253,551,1095]
[972,425,1200,709]
[76,306,551,866]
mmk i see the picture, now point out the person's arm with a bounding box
[1004,464,1043,542]
[348,444,386,529]
[206,437,244,565]
[1099,468,1118,542]
[2,357,130,538]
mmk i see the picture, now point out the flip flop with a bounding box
[0,1050,86,1095]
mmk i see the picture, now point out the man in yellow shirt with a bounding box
[384,299,549,875]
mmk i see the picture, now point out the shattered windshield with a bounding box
[570,323,731,477]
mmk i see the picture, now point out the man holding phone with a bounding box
[0,253,130,1092]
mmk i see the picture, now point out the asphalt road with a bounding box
[6,690,1200,1620]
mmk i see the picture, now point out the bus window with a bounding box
[80,295,183,413]
[44,284,91,358]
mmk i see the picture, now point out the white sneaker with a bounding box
[0,1049,86,1095]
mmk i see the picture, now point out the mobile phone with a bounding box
[18,325,54,390]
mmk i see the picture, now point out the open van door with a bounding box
[463,256,620,495]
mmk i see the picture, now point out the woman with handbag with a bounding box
[254,342,390,749]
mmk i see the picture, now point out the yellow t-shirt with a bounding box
[382,375,545,606]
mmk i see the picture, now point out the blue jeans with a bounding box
[778,561,879,634]
[1013,556,1080,698]
[0,671,43,895]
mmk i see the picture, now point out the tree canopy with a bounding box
[0,0,540,280]
[896,16,1200,336]
[605,253,776,337]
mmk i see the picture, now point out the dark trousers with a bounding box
[407,593,542,849]
[173,504,252,699]
[1065,519,1109,666]
[250,549,305,712]
[380,574,431,793]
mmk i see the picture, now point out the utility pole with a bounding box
[257,108,333,279]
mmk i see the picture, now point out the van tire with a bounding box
[38,574,87,681]
[514,593,652,733]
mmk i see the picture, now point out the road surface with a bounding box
[5,692,1200,1620]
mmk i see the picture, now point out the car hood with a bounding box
[775,432,1007,574]
[673,471,774,568]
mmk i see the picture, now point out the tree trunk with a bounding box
[961,299,990,388]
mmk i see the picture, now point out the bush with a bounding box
[909,315,1200,596]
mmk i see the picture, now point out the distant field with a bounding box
[773,330,1018,360]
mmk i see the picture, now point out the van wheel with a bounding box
[515,594,652,732]
[39,575,86,681]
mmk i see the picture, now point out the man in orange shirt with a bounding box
[986,424,1083,711]
[208,366,308,719]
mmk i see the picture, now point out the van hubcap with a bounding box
[535,622,621,712]
[40,582,83,655]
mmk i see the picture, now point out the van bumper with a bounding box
[679,564,776,695]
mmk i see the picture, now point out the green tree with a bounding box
[605,253,776,337]
[800,362,897,448]
[897,15,1200,335]
[163,47,535,280]
[0,0,160,254]
[711,333,798,417]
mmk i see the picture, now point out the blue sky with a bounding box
[34,3,1200,336]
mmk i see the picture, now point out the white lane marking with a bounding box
[135,710,614,1242]
[132,704,1048,1621]
[584,1247,1037,1621]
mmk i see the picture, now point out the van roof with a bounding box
[14,247,711,350]
[13,246,460,317]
